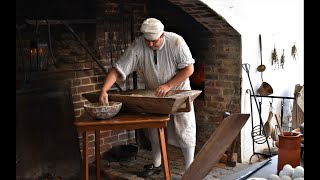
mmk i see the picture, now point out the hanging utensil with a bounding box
[257,34,266,72]
[242,63,265,132]
[275,114,284,136]
[274,113,283,148]
[262,110,274,137]
[270,127,278,142]
[257,81,273,96]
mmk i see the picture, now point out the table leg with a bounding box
[95,130,101,180]
[82,131,89,180]
[158,127,170,180]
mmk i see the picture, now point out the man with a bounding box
[99,18,196,178]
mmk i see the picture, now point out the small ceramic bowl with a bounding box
[84,101,122,120]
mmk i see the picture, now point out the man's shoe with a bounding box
[137,164,162,178]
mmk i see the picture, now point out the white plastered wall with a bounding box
[200,0,304,162]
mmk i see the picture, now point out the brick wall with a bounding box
[16,17,140,163]
[17,0,243,162]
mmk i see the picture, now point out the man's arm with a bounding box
[99,67,120,104]
[156,64,194,96]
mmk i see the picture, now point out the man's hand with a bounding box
[155,84,171,97]
[99,92,109,105]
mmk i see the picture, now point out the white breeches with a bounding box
[151,142,195,170]
[147,106,196,148]
[147,106,196,170]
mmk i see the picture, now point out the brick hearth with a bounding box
[88,145,261,180]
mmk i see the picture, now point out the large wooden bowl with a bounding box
[82,90,202,114]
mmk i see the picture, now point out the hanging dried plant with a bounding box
[280,49,285,69]
[271,45,278,66]
[291,42,297,60]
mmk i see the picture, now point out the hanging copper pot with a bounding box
[257,82,273,96]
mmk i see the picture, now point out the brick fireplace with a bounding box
[16,0,242,178]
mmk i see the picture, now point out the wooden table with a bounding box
[74,112,171,180]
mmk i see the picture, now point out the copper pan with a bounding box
[257,82,273,96]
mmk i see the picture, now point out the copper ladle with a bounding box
[257,34,266,72]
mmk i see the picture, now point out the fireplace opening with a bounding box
[16,81,81,180]
[190,63,204,98]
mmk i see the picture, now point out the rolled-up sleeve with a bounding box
[175,37,195,69]
[113,41,140,81]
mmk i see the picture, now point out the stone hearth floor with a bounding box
[88,145,264,180]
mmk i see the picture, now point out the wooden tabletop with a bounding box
[74,112,170,132]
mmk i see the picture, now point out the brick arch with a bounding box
[167,0,243,161]
[167,0,239,36]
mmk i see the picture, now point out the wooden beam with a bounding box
[25,19,96,25]
[181,113,250,180]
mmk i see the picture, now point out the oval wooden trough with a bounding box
[82,89,202,114]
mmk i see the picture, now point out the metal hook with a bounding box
[269,100,274,112]
[269,97,273,105]
[258,98,261,104]
[242,63,250,73]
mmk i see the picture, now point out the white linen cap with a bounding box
[140,18,164,40]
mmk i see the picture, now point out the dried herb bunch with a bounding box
[291,42,297,60]
[280,49,285,69]
[272,46,278,65]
